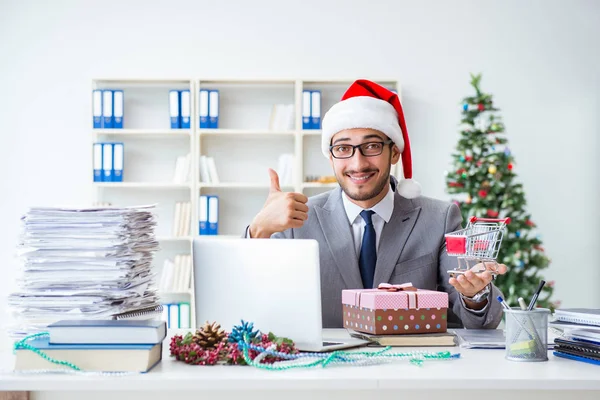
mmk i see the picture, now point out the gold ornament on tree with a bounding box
[488,165,497,174]
[194,321,227,349]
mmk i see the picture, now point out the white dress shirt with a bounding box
[341,185,394,257]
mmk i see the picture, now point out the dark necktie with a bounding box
[359,210,377,289]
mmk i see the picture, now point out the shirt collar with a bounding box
[342,183,394,224]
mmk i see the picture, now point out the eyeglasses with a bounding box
[329,140,393,159]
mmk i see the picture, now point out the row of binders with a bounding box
[169,90,192,129]
[93,142,124,182]
[158,254,191,293]
[92,89,124,129]
[199,195,219,235]
[162,302,191,329]
[302,90,321,129]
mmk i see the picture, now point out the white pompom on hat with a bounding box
[321,79,421,198]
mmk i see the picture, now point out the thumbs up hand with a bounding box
[249,168,309,238]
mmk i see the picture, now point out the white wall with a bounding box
[1,0,599,328]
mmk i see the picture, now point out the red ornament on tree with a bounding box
[478,190,488,198]
[486,209,499,218]
[465,156,473,162]
[449,182,465,188]
[456,168,466,174]
[525,220,535,227]
[476,160,483,167]
[478,104,485,111]
[507,163,514,171]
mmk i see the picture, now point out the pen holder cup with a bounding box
[504,308,550,362]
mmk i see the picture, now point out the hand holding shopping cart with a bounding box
[445,216,510,297]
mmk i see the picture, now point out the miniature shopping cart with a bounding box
[445,216,511,278]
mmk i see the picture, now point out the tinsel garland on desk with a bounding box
[170,320,460,369]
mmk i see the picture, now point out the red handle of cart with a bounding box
[469,216,511,225]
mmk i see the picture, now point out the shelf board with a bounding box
[301,130,322,136]
[159,290,193,296]
[199,182,295,189]
[199,129,295,136]
[93,129,191,137]
[157,236,193,242]
[94,182,192,189]
[93,78,192,85]
[302,182,339,188]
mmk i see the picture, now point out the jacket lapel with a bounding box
[373,193,421,286]
[315,189,364,289]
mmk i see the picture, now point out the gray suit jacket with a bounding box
[249,182,504,330]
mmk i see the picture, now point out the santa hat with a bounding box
[321,79,421,199]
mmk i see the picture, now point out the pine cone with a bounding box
[194,321,227,349]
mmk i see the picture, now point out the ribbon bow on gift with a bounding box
[377,282,419,308]
[377,282,418,292]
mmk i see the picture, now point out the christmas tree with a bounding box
[445,73,557,310]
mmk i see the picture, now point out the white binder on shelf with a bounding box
[310,90,321,129]
[102,90,113,129]
[208,196,219,235]
[208,90,219,128]
[179,303,191,329]
[93,143,103,182]
[92,90,102,128]
[199,195,209,235]
[102,142,113,182]
[112,142,124,182]
[180,90,191,129]
[168,304,179,329]
[169,90,180,129]
[302,90,311,129]
[113,90,124,129]
[199,89,209,129]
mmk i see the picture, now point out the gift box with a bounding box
[342,283,449,335]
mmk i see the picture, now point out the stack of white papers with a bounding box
[8,205,161,337]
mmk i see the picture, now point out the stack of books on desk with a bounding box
[14,319,167,372]
[551,308,600,365]
[8,205,162,337]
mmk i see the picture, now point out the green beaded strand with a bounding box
[13,332,82,371]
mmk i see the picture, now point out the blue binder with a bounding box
[93,143,103,182]
[199,89,209,128]
[102,90,114,129]
[92,90,103,128]
[113,90,124,129]
[199,195,209,235]
[169,90,180,129]
[302,90,311,129]
[310,90,321,129]
[208,90,219,129]
[112,142,124,182]
[102,142,113,182]
[180,90,191,129]
[208,195,219,235]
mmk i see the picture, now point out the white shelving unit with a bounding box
[91,77,401,328]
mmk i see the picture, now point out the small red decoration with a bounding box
[457,168,466,174]
[486,209,499,217]
[465,156,473,162]
[449,182,465,188]
[478,190,488,198]
[507,163,514,171]
[476,160,483,167]
[478,104,485,111]
[526,220,536,227]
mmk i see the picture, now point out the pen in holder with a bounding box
[504,307,549,362]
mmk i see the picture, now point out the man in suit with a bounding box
[247,79,507,329]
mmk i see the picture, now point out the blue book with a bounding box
[102,142,113,182]
[48,319,166,344]
[554,351,600,366]
[14,335,162,372]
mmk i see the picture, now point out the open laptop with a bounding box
[192,237,367,352]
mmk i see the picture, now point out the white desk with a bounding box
[1,329,599,400]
